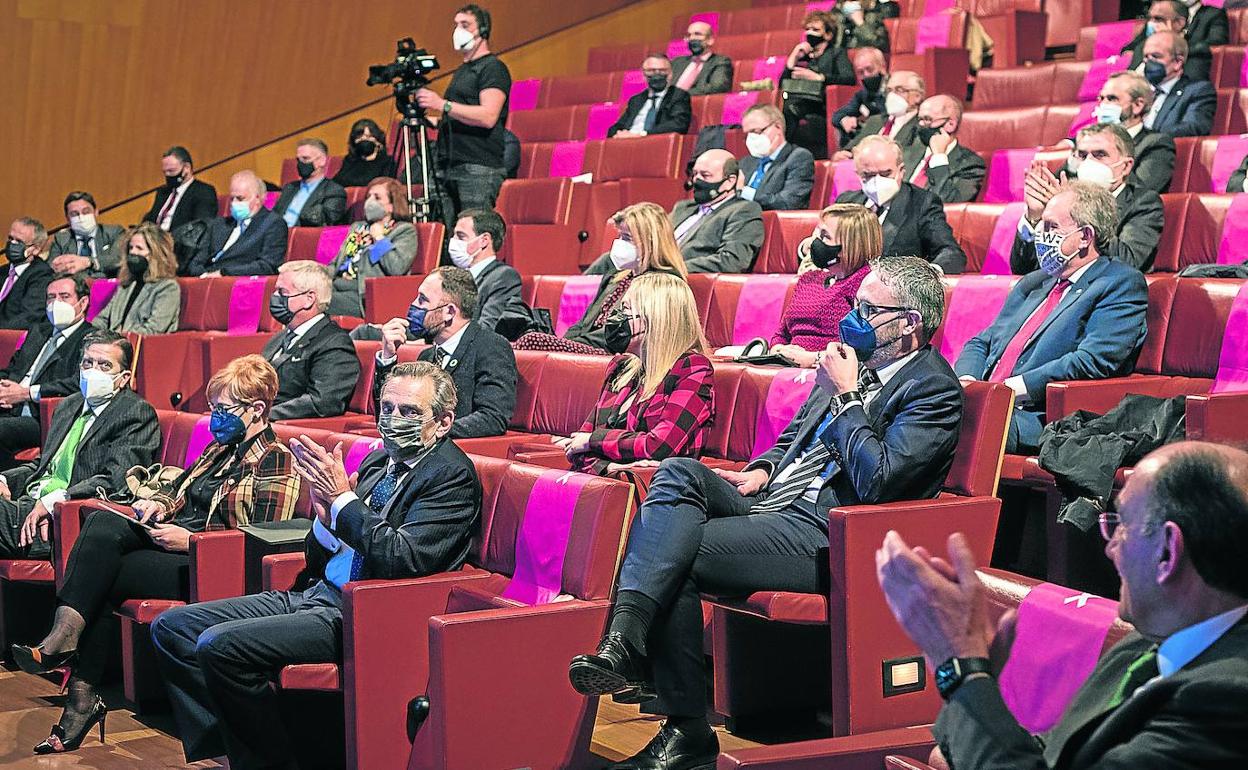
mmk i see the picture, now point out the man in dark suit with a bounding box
[1078,71,1176,193]
[836,135,968,273]
[143,146,219,233]
[0,329,161,559]
[832,47,889,149]
[671,20,733,96]
[261,260,360,421]
[48,191,124,277]
[739,104,815,210]
[671,149,765,272]
[271,138,348,228]
[152,362,481,769]
[1228,152,1248,192]
[569,256,963,769]
[0,218,55,330]
[374,266,517,438]
[902,95,987,204]
[447,208,525,331]
[877,440,1248,770]
[1140,31,1217,137]
[0,273,97,468]
[608,54,693,138]
[1122,0,1228,82]
[1014,124,1165,273]
[833,69,924,160]
[959,183,1149,453]
[186,170,289,277]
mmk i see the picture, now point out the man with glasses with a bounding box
[568,255,963,770]
[901,94,986,204]
[1134,30,1216,137]
[1121,0,1227,82]
[261,261,359,421]
[0,328,160,559]
[833,70,924,160]
[877,440,1248,769]
[737,104,815,210]
[608,54,693,138]
[957,182,1148,454]
[187,170,289,278]
[1066,71,1176,193]
[671,21,733,96]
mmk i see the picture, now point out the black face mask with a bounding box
[810,240,842,270]
[805,32,826,47]
[296,160,316,180]
[164,171,184,189]
[646,74,669,92]
[355,139,378,157]
[687,39,706,57]
[603,313,638,354]
[5,238,27,264]
[691,177,728,205]
[269,292,296,326]
[126,253,149,279]
[862,73,884,92]
[916,124,945,147]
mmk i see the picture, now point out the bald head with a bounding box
[918,94,963,134]
[690,149,740,205]
[694,148,735,177]
[686,20,713,38]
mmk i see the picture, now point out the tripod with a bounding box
[397,116,444,225]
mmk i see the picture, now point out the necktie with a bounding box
[643,95,660,132]
[0,270,18,305]
[432,346,448,368]
[675,204,712,244]
[269,330,298,364]
[77,236,92,257]
[748,157,773,189]
[349,462,406,581]
[157,188,180,229]
[883,116,896,136]
[676,58,704,91]
[990,279,1071,382]
[1105,647,1159,710]
[30,410,90,498]
[911,153,931,188]
[27,332,63,383]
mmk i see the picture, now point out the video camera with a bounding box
[367,38,440,121]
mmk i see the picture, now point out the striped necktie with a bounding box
[348,462,406,581]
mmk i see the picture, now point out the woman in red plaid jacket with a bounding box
[556,272,716,476]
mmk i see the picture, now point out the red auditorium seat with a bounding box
[931,274,1021,363]
[586,43,649,74]
[708,380,1012,737]
[507,105,584,143]
[495,177,586,275]
[1074,20,1142,60]
[957,106,1048,155]
[540,72,619,108]
[720,5,803,35]
[286,226,350,264]
[1211,45,1246,89]
[972,4,1047,66]
[280,156,344,186]
[698,32,783,61]
[980,148,1067,204]
[759,210,821,273]
[263,455,634,770]
[890,48,971,103]
[886,10,967,55]
[702,274,800,348]
[363,274,426,324]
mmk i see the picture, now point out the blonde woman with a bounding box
[556,272,715,476]
[771,203,880,367]
[94,223,182,334]
[515,201,688,355]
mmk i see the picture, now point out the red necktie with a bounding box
[911,153,931,188]
[676,57,704,91]
[990,279,1071,382]
[158,188,180,228]
[882,116,895,136]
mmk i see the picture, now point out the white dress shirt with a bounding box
[467,255,496,281]
[628,89,669,134]
[23,318,87,404]
[160,178,194,231]
[29,395,115,510]
[1144,76,1180,129]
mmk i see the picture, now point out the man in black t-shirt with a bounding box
[416,4,511,221]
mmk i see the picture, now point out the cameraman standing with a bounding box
[416,4,511,219]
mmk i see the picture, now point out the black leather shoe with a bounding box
[611,680,658,705]
[568,633,648,697]
[607,721,719,770]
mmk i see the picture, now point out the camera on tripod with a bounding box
[367,38,440,121]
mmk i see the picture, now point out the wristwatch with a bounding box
[830,389,862,414]
[934,656,992,701]
[442,100,453,116]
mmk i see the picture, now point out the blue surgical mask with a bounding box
[406,303,448,339]
[1034,227,1083,276]
[1143,59,1167,87]
[838,308,885,360]
[209,406,248,445]
[230,200,251,223]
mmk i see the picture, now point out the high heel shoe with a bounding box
[33,696,107,754]
[10,644,78,676]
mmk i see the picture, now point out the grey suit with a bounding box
[262,316,360,420]
[670,53,734,95]
[845,113,920,154]
[902,142,987,204]
[739,143,816,210]
[48,225,125,277]
[94,279,181,335]
[272,178,348,227]
[670,197,766,273]
[327,221,420,317]
[474,258,525,332]
[1011,182,1164,273]
[1128,127,1177,193]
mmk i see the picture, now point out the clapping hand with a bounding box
[1023,160,1062,224]
[290,437,352,505]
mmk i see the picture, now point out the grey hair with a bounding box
[278,260,333,312]
[231,169,267,198]
[385,361,458,418]
[870,255,946,341]
[296,137,330,155]
[853,133,905,167]
[1064,182,1120,253]
[1107,70,1156,111]
[1077,121,1135,159]
[14,216,47,245]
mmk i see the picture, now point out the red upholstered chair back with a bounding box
[541,72,619,108]
[942,380,1012,498]
[1178,194,1236,268]
[723,365,820,462]
[598,134,684,180]
[201,276,279,332]
[508,350,549,431]
[497,178,575,226]
[363,274,425,324]
[958,106,1047,155]
[1050,60,1092,104]
[287,227,324,262]
[160,412,208,467]
[1160,277,1246,378]
[688,273,718,320]
[507,105,582,143]
[759,210,821,274]
[1040,103,1084,146]
[702,274,799,348]
[1136,275,1179,374]
[719,5,802,34]
[525,352,614,436]
[714,32,783,60]
[176,277,218,330]
[410,223,445,274]
[475,460,634,601]
[348,341,381,415]
[978,568,1135,650]
[1152,194,1193,272]
[702,362,748,458]
[586,43,649,74]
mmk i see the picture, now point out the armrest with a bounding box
[189,530,246,603]
[262,552,307,592]
[1185,392,1248,443]
[716,725,935,769]
[885,758,938,770]
[1044,375,1210,423]
[411,600,610,770]
[340,569,493,770]
[511,449,571,470]
[52,500,101,590]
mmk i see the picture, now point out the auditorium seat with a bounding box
[707,380,1011,737]
[972,6,1047,67]
[1211,45,1246,90]
[1074,19,1142,60]
[496,177,587,275]
[931,274,1021,363]
[586,43,650,74]
[363,274,426,324]
[507,105,584,143]
[735,56,788,89]
[890,48,971,102]
[720,5,802,35]
[886,10,967,55]
[264,455,634,770]
[540,72,619,108]
[509,78,542,112]
[287,225,351,264]
[1178,135,1248,193]
[980,148,1068,204]
[702,274,800,348]
[958,106,1048,155]
[1212,87,1248,135]
[759,210,821,273]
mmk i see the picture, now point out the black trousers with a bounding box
[0,411,42,471]
[150,581,343,770]
[0,495,45,559]
[615,458,828,718]
[58,510,189,685]
[783,101,829,160]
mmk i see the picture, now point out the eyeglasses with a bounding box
[210,402,247,418]
[854,300,911,320]
[745,122,779,136]
[916,116,949,128]
[887,85,915,95]
[1098,512,1121,542]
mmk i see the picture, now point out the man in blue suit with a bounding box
[1141,30,1216,138]
[956,182,1148,453]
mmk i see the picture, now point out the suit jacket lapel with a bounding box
[442,324,477,373]
[1155,79,1185,127]
[880,185,906,246]
[1026,258,1108,346]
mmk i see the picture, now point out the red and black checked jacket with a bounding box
[572,350,715,476]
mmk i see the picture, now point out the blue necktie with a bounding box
[348,462,405,581]
[643,95,660,132]
[749,157,773,189]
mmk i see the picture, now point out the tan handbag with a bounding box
[122,463,185,501]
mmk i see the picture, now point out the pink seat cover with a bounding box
[1217,195,1248,265]
[983,201,1028,275]
[86,279,119,322]
[938,275,1017,363]
[549,141,588,178]
[500,469,592,605]
[345,438,384,475]
[228,277,269,334]
[586,103,622,141]
[510,79,542,112]
[1211,279,1248,394]
[1092,21,1141,60]
[1067,101,1099,139]
[555,276,605,336]
[914,12,954,54]
[721,92,760,125]
[185,416,214,468]
[1076,55,1123,102]
[751,57,786,85]
[619,70,647,103]
[752,367,818,456]
[984,149,1038,203]
[830,159,862,202]
[731,275,792,345]
[314,226,351,265]
[1210,135,1248,193]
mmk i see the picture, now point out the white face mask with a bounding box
[1093,103,1123,124]
[1076,158,1117,189]
[69,213,97,237]
[862,175,900,207]
[447,236,482,269]
[609,239,639,271]
[80,368,121,406]
[745,132,773,159]
[47,300,77,329]
[452,27,476,52]
[884,91,909,117]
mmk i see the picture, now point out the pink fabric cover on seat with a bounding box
[1092,21,1141,59]
[1211,281,1248,393]
[984,149,1037,203]
[751,57,786,85]
[721,92,760,125]
[263,192,280,210]
[830,159,862,201]
[1076,56,1124,102]
[500,469,591,605]
[752,367,818,456]
[618,70,647,103]
[185,416,214,467]
[1210,135,1248,193]
[983,202,1027,274]
[586,103,621,140]
[549,141,588,177]
[510,79,542,112]
[731,275,792,345]
[555,276,605,336]
[314,226,351,265]
[345,438,384,475]
[1067,102,1099,138]
[228,277,269,334]
[667,39,688,60]
[938,275,1016,363]
[914,13,953,54]
[87,279,119,322]
[999,583,1119,732]
[922,0,956,14]
[1217,195,1248,264]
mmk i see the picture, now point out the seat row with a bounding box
[1075,10,1248,61]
